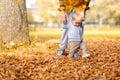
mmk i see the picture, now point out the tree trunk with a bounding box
[0,0,30,46]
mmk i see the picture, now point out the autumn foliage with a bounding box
[0,39,120,80]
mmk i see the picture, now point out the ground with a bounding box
[0,27,120,80]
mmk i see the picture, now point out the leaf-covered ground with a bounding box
[0,39,120,80]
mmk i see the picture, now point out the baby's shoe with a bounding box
[82,53,90,58]
[74,52,79,59]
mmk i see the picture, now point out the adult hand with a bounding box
[60,11,67,24]
[80,10,86,21]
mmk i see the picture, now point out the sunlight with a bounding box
[26,0,36,8]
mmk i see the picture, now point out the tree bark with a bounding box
[0,0,30,46]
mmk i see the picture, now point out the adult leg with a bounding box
[56,27,68,56]
[56,10,72,56]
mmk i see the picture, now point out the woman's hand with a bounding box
[60,11,67,24]
[80,10,86,21]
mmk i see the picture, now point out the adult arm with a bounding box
[84,0,91,10]
[58,0,67,24]
[80,0,91,21]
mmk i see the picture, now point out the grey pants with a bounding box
[68,41,88,58]
[68,41,81,58]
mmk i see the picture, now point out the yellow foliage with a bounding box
[0,39,120,79]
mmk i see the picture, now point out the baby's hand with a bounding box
[72,20,81,27]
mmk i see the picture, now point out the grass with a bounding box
[29,28,61,39]
[29,27,120,40]
[84,27,120,39]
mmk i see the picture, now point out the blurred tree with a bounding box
[0,0,30,46]
[28,0,120,26]
[87,0,120,25]
[34,0,60,27]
